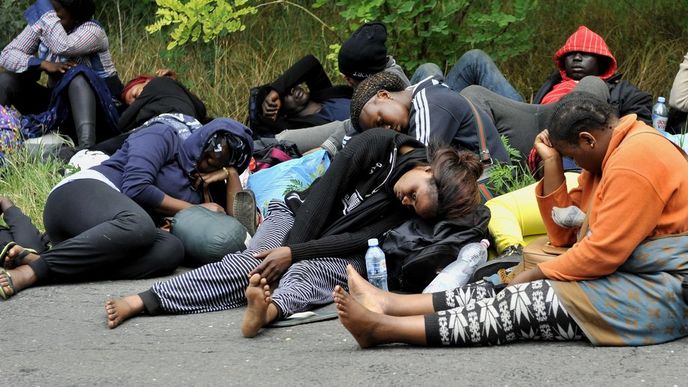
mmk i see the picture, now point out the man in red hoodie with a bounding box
[533,26,651,121]
[411,26,652,123]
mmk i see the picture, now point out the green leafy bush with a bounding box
[314,0,538,72]
[146,0,258,49]
[0,0,31,48]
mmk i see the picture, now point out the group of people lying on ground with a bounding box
[1,0,687,348]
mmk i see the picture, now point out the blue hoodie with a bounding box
[93,115,253,210]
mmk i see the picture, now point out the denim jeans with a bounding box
[410,49,524,103]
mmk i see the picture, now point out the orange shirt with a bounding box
[535,114,688,281]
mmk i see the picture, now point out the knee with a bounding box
[151,233,185,274]
[67,74,92,93]
[576,76,610,101]
[416,62,443,75]
[459,49,491,64]
[118,211,158,247]
[460,85,485,99]
[411,63,444,83]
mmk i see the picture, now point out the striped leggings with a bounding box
[143,201,366,318]
[425,280,584,346]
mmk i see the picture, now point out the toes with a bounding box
[259,277,268,286]
[248,273,261,286]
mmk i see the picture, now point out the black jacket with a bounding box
[250,55,352,137]
[533,71,653,124]
[284,128,422,261]
[118,77,208,133]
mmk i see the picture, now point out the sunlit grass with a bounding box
[1,0,687,230]
[0,147,65,230]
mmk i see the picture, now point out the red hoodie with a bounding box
[541,26,618,104]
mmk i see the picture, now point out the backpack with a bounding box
[381,204,491,292]
[251,140,302,171]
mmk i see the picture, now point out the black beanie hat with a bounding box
[338,22,388,81]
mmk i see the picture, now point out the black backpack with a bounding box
[381,204,491,292]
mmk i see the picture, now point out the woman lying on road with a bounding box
[0,115,253,300]
[105,127,484,337]
[334,92,688,348]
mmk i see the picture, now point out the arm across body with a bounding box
[537,168,665,281]
[0,25,41,72]
[33,12,107,56]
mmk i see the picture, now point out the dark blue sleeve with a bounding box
[411,90,510,163]
[120,131,176,209]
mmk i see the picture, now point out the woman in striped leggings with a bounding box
[106,128,485,334]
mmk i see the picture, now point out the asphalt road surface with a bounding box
[3,273,687,386]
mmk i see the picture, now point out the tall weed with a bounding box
[0,148,64,230]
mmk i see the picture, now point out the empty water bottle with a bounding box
[423,239,490,293]
[365,238,388,291]
[652,96,669,132]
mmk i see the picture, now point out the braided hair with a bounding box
[350,72,407,132]
[548,91,617,145]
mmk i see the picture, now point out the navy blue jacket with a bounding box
[408,77,510,164]
[93,116,253,211]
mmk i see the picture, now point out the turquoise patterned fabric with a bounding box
[577,235,688,345]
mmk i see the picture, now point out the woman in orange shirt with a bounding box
[332,92,688,348]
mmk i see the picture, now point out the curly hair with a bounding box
[428,144,483,219]
[548,91,617,145]
[350,72,407,132]
[56,0,96,24]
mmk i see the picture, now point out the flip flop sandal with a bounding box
[0,269,15,300]
[2,243,38,270]
[0,242,17,269]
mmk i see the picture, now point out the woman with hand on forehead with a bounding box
[333,92,688,349]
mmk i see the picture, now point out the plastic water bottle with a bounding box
[365,238,388,291]
[652,96,669,132]
[422,239,490,293]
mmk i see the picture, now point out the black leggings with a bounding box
[31,179,183,283]
[425,280,583,346]
[0,206,50,253]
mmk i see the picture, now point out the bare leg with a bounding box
[345,264,435,316]
[0,265,37,297]
[333,285,427,348]
[105,295,145,329]
[241,273,279,338]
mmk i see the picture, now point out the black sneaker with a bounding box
[469,245,523,283]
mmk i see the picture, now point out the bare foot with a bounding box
[3,244,40,269]
[0,265,37,298]
[241,273,274,338]
[346,264,389,314]
[106,295,144,329]
[333,285,385,348]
